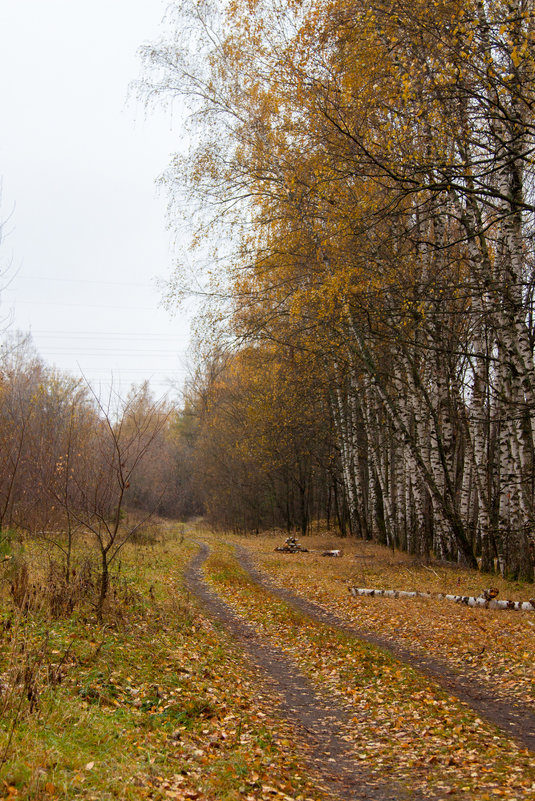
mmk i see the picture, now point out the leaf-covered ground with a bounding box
[2,526,534,801]
[203,533,535,800]
[232,533,535,713]
[0,529,324,801]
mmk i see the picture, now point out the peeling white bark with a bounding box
[348,586,535,611]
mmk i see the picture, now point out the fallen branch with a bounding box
[348,587,535,611]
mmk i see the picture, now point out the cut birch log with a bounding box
[348,586,535,611]
[322,549,342,557]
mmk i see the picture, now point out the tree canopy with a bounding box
[140,0,535,578]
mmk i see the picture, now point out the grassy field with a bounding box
[0,525,319,801]
[1,523,534,801]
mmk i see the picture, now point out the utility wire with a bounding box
[12,275,154,288]
[31,331,187,339]
[8,299,158,311]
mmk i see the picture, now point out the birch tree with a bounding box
[142,0,535,577]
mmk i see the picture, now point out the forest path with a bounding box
[185,542,423,801]
[233,543,535,753]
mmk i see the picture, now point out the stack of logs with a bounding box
[275,536,308,553]
[274,537,343,557]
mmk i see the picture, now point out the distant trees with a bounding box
[125,383,200,519]
[142,0,535,579]
[188,344,337,534]
[60,384,171,618]
[0,335,199,613]
[0,335,49,534]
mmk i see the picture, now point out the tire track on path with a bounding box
[185,542,423,801]
[233,544,535,753]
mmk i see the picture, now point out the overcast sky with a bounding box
[0,0,191,399]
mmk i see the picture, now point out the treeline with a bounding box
[0,334,198,543]
[143,0,535,580]
[185,346,338,536]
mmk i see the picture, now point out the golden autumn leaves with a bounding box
[140,0,535,575]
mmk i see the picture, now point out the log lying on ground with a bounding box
[348,587,535,611]
[322,549,342,557]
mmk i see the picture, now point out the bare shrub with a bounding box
[7,557,37,614]
[46,557,95,619]
[0,593,79,769]
[128,518,164,546]
[0,615,48,768]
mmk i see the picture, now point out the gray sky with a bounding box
[0,0,191,399]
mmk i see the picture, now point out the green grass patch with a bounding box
[0,528,320,801]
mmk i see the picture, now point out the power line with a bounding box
[38,348,185,356]
[32,331,187,340]
[12,275,155,288]
[9,299,158,311]
[45,363,189,371]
